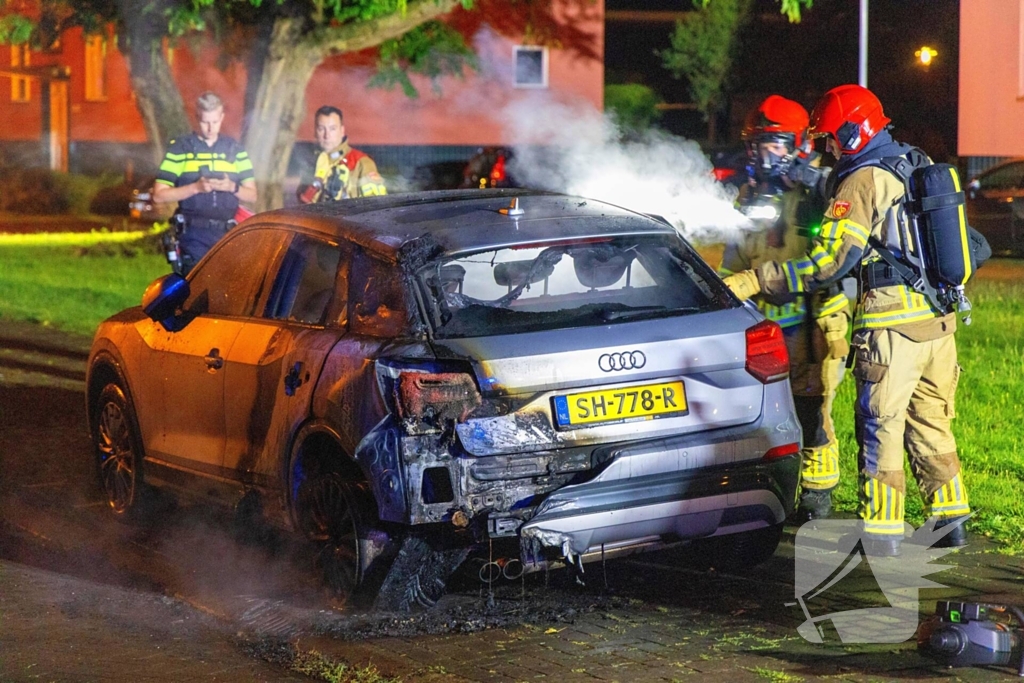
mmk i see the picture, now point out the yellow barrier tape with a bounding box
[0,223,167,247]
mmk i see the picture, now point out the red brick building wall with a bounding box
[0,2,603,160]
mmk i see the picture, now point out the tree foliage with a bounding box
[661,0,752,121]
[604,83,662,135]
[369,19,478,97]
[660,0,814,137]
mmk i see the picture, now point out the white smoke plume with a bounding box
[502,95,752,241]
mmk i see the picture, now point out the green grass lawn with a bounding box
[831,270,1024,552]
[1,246,1022,550]
[0,246,168,336]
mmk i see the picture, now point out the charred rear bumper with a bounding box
[517,454,799,567]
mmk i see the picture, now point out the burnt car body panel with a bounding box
[87,189,801,580]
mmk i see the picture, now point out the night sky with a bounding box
[606,0,959,161]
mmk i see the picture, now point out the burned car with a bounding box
[86,189,801,603]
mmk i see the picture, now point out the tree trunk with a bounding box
[244,16,320,212]
[116,1,190,169]
[243,0,461,211]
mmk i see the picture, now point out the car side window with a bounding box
[979,163,1024,191]
[349,248,409,337]
[263,234,344,326]
[183,228,286,318]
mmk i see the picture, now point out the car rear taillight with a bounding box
[396,372,482,423]
[713,167,737,182]
[762,442,800,461]
[745,319,789,383]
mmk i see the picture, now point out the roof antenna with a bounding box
[499,197,524,217]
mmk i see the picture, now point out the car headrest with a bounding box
[573,247,631,288]
[493,260,554,288]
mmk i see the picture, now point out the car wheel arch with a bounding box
[284,420,374,530]
[86,353,134,427]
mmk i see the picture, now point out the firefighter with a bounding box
[298,106,387,203]
[720,95,850,523]
[152,91,257,274]
[722,85,970,556]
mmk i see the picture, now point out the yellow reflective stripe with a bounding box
[854,309,942,331]
[785,261,803,292]
[159,159,184,176]
[164,152,186,161]
[154,178,175,186]
[948,168,973,282]
[859,478,905,535]
[810,243,835,269]
[835,218,869,246]
[718,267,735,276]
[181,159,240,174]
[925,474,970,517]
[822,219,843,241]
[760,300,805,327]
[235,157,254,173]
[360,183,387,196]
[801,442,840,486]
[816,293,849,318]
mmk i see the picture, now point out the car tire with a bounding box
[296,473,382,601]
[691,523,784,572]
[91,382,149,519]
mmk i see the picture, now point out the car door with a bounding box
[134,228,287,475]
[221,232,349,490]
[968,161,1024,255]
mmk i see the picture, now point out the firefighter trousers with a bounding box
[784,310,850,492]
[851,328,969,539]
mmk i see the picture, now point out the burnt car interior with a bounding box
[420,236,730,337]
[264,236,344,325]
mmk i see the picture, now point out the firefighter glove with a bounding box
[723,270,762,302]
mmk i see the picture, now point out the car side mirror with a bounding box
[142,273,189,331]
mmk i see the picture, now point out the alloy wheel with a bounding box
[96,396,136,514]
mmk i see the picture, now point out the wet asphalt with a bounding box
[1,318,1022,682]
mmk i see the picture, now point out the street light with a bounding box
[915,46,938,67]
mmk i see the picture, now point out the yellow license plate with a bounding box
[552,381,688,428]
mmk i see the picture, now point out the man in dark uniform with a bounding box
[153,91,257,273]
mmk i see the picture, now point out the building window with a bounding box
[1019,0,1024,98]
[514,46,548,88]
[10,44,30,103]
[84,34,107,101]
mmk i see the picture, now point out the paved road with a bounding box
[0,319,1020,682]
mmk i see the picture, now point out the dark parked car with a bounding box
[966,159,1024,257]
[87,190,801,603]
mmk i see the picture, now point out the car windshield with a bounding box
[418,235,732,338]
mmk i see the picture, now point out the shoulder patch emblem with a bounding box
[832,200,851,218]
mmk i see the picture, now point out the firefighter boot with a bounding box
[861,536,902,558]
[791,487,834,524]
[931,515,969,548]
[838,531,902,558]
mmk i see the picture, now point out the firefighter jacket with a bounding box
[155,134,254,222]
[310,140,387,201]
[721,186,847,328]
[758,136,955,342]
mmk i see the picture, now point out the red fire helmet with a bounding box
[808,84,891,155]
[741,95,810,148]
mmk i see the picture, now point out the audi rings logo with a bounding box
[598,350,647,372]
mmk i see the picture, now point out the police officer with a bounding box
[297,106,386,203]
[723,85,970,556]
[153,91,257,273]
[720,95,850,523]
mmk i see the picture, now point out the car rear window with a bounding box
[418,235,733,338]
